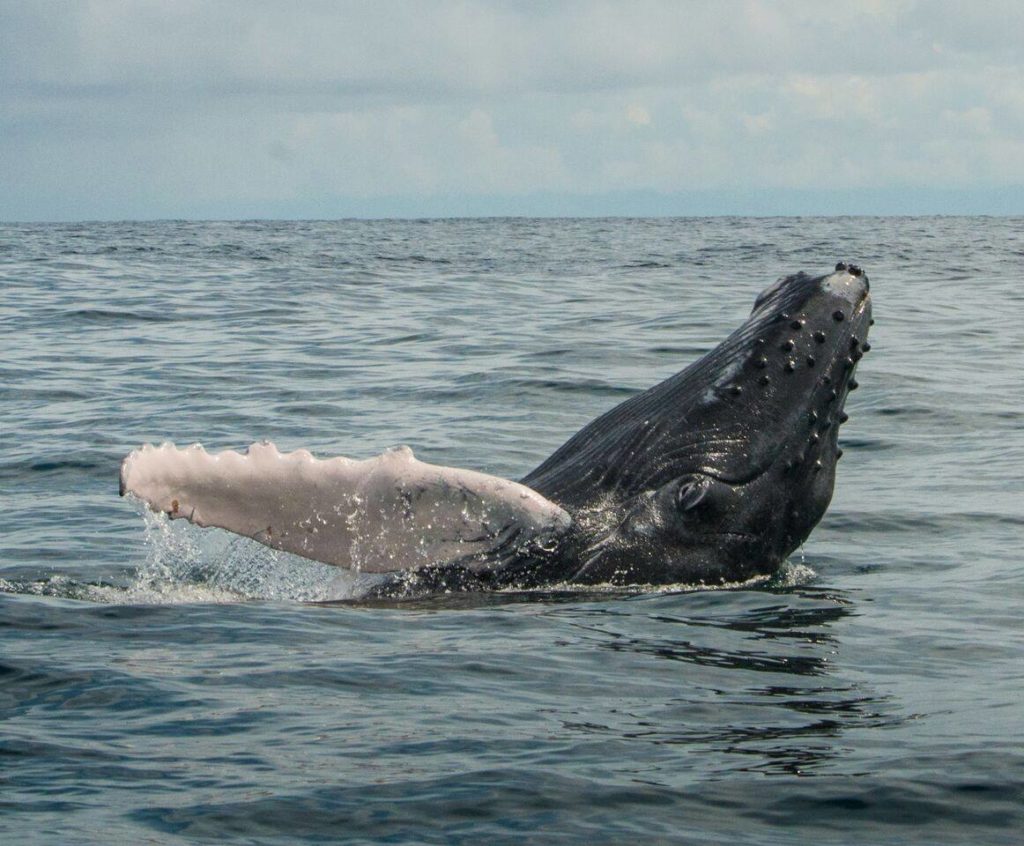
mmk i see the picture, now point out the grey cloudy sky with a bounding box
[2,0,1023,219]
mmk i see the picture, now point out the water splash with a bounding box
[122,508,369,603]
[0,508,374,605]
[769,557,818,588]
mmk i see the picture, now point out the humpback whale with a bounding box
[120,264,872,596]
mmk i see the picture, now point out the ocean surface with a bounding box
[1,217,1022,844]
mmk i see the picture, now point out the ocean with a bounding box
[1,217,1022,844]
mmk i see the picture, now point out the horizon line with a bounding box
[4,211,1023,225]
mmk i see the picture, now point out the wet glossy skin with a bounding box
[521,264,873,586]
[370,265,873,595]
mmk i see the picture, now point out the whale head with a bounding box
[523,264,873,585]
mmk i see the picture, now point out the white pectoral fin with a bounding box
[119,442,571,573]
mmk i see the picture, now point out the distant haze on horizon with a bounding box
[2,0,1023,221]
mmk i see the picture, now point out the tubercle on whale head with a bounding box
[539,265,873,586]
[741,265,872,557]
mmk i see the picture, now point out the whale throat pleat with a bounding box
[119,442,570,573]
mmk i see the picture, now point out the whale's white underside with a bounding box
[120,442,569,573]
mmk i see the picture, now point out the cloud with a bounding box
[6,0,993,99]
[626,105,652,127]
[1,0,1022,218]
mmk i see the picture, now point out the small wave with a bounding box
[452,374,638,397]
[619,260,673,269]
[68,308,178,324]
[534,558,816,597]
[374,253,453,265]
[0,574,242,605]
[0,454,114,481]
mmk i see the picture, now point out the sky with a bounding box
[2,0,1023,220]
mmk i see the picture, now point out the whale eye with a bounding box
[676,477,709,511]
[669,474,738,523]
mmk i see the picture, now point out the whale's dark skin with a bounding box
[369,264,872,596]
